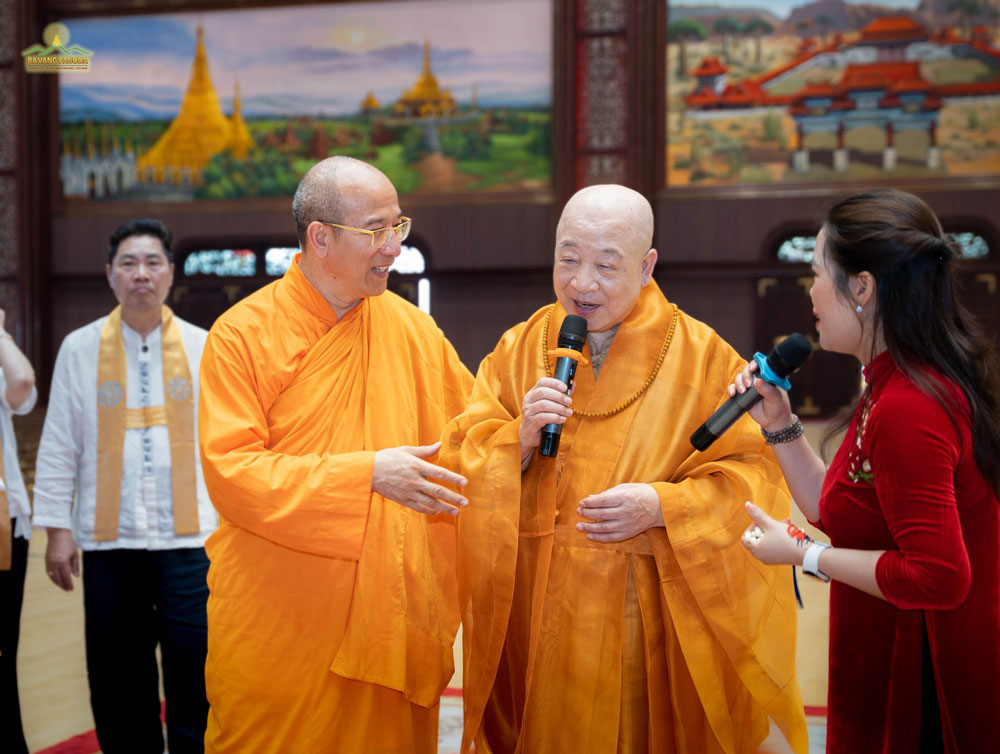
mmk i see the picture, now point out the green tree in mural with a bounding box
[815,14,834,45]
[762,112,783,142]
[526,119,550,157]
[669,18,708,78]
[197,150,301,199]
[714,17,742,64]
[743,18,775,65]
[441,127,491,161]
[400,127,428,165]
[949,0,984,37]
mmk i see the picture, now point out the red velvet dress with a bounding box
[816,352,1000,753]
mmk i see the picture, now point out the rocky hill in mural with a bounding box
[918,0,1000,28]
[781,1,917,35]
[778,0,1000,35]
[670,4,781,29]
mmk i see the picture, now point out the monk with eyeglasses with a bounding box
[198,157,473,752]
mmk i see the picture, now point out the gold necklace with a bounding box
[542,304,678,418]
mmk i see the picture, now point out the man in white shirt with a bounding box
[33,218,217,754]
[0,307,37,754]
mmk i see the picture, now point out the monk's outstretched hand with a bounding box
[372,442,469,516]
[519,377,573,459]
[576,483,664,542]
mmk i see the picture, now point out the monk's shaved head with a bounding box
[293,156,403,318]
[556,184,654,260]
[552,184,658,335]
[292,156,389,246]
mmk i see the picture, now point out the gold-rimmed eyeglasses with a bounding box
[320,217,412,248]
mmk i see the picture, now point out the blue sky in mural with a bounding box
[674,0,920,19]
[59,0,550,122]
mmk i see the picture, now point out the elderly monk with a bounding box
[441,185,808,754]
[198,156,473,753]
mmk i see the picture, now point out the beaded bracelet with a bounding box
[761,414,803,445]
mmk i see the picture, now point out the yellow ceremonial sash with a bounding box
[0,426,10,570]
[95,305,199,541]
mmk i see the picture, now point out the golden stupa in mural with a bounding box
[360,90,381,114]
[229,81,252,159]
[138,26,253,184]
[392,42,458,118]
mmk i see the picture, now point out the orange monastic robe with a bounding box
[442,281,808,754]
[198,258,473,753]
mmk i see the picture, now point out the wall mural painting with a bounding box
[666,0,1000,186]
[58,0,552,200]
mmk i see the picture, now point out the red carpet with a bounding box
[37,702,165,754]
[36,730,99,754]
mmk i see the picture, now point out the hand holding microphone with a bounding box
[730,359,794,432]
[519,377,575,459]
[690,333,812,451]
[519,315,588,460]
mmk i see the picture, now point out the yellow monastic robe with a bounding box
[441,281,808,754]
[198,258,473,753]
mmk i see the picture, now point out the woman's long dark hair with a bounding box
[821,188,1000,494]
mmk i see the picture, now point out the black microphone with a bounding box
[539,315,588,458]
[690,333,812,452]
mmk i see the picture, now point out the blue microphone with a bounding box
[690,333,812,452]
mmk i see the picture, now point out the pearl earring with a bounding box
[856,305,863,313]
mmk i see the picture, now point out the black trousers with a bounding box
[83,547,210,754]
[0,530,29,754]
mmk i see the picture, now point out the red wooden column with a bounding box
[0,0,28,355]
[574,0,627,188]
[566,0,658,196]
[2,0,50,378]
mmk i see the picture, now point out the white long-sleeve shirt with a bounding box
[32,315,217,550]
[1,369,38,539]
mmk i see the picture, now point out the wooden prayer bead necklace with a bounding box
[541,303,678,418]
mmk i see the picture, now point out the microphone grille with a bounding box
[558,315,588,346]
[769,333,812,377]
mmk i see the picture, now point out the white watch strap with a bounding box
[802,542,831,582]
